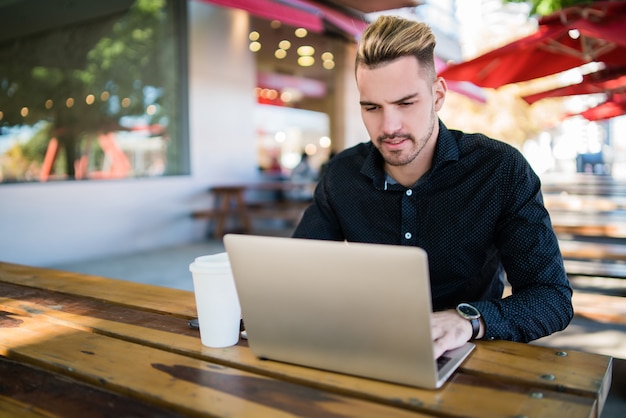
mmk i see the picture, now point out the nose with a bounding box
[382,108,402,136]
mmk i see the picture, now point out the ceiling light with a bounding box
[294,28,308,38]
[275,131,286,142]
[280,91,293,102]
[297,56,315,67]
[297,46,315,56]
[249,41,262,52]
[305,143,317,155]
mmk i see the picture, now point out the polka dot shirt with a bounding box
[293,120,573,342]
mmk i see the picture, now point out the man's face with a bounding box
[356,56,446,169]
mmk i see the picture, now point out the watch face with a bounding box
[457,303,480,319]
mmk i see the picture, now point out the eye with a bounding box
[364,105,379,112]
[399,101,414,107]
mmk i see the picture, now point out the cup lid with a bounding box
[189,252,231,273]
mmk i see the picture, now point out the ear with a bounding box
[433,77,447,111]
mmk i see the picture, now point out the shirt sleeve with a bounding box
[292,173,344,240]
[472,150,573,342]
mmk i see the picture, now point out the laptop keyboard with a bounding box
[436,355,451,371]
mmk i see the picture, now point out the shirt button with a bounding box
[406,189,413,196]
[404,232,412,239]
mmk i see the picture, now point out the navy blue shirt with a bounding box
[293,120,573,342]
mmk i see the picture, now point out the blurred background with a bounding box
[1,0,624,269]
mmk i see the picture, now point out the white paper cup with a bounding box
[189,252,241,348]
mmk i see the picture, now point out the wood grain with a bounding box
[0,261,613,418]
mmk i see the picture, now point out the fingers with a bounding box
[431,310,473,359]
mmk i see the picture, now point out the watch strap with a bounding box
[469,318,480,340]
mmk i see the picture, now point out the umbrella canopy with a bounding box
[438,1,626,88]
[577,93,626,121]
[522,66,626,104]
[434,56,486,103]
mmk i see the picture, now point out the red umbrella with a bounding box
[522,66,626,104]
[434,56,486,103]
[438,1,626,88]
[578,93,626,121]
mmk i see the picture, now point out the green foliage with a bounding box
[0,0,174,179]
[503,0,597,16]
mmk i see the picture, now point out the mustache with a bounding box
[378,133,413,141]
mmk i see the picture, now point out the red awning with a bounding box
[439,1,626,88]
[522,66,626,104]
[578,93,626,121]
[197,0,368,39]
[435,56,486,103]
[324,0,423,14]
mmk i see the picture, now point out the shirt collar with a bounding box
[361,119,460,190]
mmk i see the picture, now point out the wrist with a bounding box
[456,303,481,340]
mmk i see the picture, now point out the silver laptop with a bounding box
[223,234,475,389]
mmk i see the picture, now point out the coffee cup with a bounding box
[189,252,241,348]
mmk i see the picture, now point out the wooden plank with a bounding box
[564,259,626,279]
[191,209,217,219]
[0,313,428,418]
[0,262,197,318]
[572,292,626,325]
[553,223,626,239]
[0,296,606,418]
[544,194,626,212]
[559,240,626,261]
[0,282,199,337]
[0,357,185,418]
[193,201,309,221]
[0,395,59,418]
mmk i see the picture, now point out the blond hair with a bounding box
[356,15,437,81]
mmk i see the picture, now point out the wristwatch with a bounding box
[456,303,481,340]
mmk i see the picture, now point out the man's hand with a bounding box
[431,310,483,359]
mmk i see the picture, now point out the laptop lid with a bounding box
[223,234,474,389]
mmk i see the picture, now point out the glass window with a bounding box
[0,0,188,183]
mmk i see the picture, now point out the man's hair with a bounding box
[356,15,437,81]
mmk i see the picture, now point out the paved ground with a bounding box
[50,229,626,417]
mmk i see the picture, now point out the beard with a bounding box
[376,110,437,167]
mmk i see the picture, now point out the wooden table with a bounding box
[0,261,613,418]
[192,181,316,238]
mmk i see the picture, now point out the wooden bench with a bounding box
[572,291,626,325]
[559,240,626,262]
[192,200,310,223]
[192,182,315,238]
[558,240,626,278]
[553,223,626,239]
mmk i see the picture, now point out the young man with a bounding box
[292,15,573,358]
